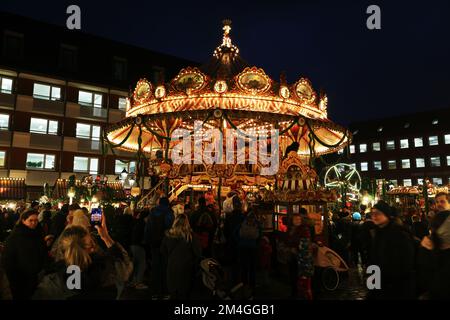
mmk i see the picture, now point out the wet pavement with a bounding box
[120,266,368,300]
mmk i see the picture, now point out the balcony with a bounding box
[0,130,12,146]
[32,98,64,115]
[66,102,107,121]
[0,92,15,109]
[29,133,62,150]
[12,132,62,150]
[64,137,102,154]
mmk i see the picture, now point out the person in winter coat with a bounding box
[223,196,245,282]
[359,212,376,267]
[367,201,416,300]
[39,203,53,237]
[235,210,262,292]
[144,197,174,299]
[0,248,12,300]
[350,213,363,267]
[49,204,69,239]
[129,209,150,289]
[190,197,215,256]
[416,210,450,299]
[334,210,352,265]
[2,210,49,299]
[112,207,134,252]
[282,210,314,300]
[33,216,132,300]
[161,214,202,299]
[411,215,429,241]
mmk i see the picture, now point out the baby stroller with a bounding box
[312,243,349,291]
[200,258,253,300]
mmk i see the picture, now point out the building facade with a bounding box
[343,108,450,187]
[0,12,196,197]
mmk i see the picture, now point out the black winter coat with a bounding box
[161,235,202,299]
[367,222,416,300]
[2,223,49,299]
[33,242,132,300]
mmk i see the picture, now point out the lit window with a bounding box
[417,178,424,185]
[432,119,439,125]
[445,134,450,144]
[78,90,103,108]
[0,151,5,167]
[429,136,439,146]
[360,162,368,171]
[33,83,61,101]
[414,137,423,147]
[388,160,396,170]
[372,142,381,151]
[416,158,425,168]
[386,140,395,150]
[403,179,412,187]
[430,157,441,167]
[0,77,13,94]
[400,139,409,149]
[74,156,98,174]
[118,97,127,111]
[401,159,410,169]
[30,118,58,135]
[359,144,367,153]
[115,160,136,174]
[349,145,355,154]
[76,123,101,140]
[377,126,383,132]
[0,114,9,130]
[373,161,382,170]
[404,123,410,128]
[26,153,55,170]
[447,156,450,166]
[433,178,443,186]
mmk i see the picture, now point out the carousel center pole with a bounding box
[164,139,170,197]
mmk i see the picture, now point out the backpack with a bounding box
[239,219,260,240]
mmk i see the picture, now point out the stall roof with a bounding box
[0,178,26,200]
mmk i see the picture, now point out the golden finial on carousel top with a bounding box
[214,19,239,57]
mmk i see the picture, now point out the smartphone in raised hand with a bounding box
[91,207,103,227]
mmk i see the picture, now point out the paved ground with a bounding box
[121,265,368,300]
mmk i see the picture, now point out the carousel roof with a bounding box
[105,20,351,157]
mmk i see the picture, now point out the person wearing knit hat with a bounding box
[367,200,416,300]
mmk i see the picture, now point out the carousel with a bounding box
[104,20,351,223]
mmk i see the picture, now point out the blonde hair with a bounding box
[166,214,193,242]
[58,226,94,270]
[71,209,90,229]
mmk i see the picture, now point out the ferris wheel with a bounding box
[324,163,361,193]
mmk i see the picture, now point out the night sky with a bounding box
[1,0,449,125]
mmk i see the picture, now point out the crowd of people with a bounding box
[327,192,450,299]
[0,190,449,300]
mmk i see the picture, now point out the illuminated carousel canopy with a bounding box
[105,20,351,158]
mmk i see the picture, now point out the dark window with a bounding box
[59,44,78,71]
[113,57,127,81]
[3,31,24,59]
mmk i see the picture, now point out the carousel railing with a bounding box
[136,179,164,208]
